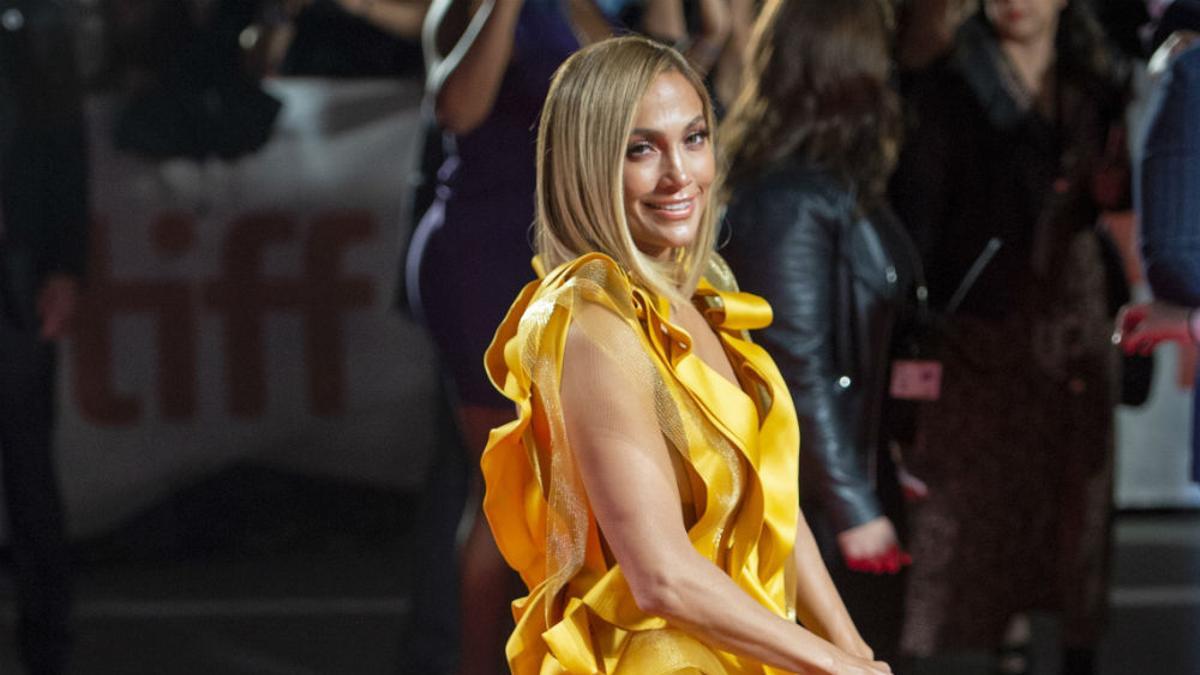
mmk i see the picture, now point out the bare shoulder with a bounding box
[560,304,662,449]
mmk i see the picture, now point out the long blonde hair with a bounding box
[535,36,718,305]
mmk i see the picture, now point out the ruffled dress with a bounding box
[482,253,805,674]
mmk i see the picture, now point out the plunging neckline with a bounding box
[671,303,741,381]
[664,302,763,434]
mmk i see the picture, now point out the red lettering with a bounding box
[72,214,197,425]
[74,209,377,424]
[203,210,376,417]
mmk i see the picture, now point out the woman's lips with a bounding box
[645,196,696,220]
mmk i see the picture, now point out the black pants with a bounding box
[0,323,71,675]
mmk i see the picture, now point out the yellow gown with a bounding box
[482,252,802,674]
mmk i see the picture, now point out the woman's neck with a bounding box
[1000,32,1057,98]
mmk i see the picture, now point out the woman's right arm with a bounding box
[559,314,891,675]
[422,0,524,134]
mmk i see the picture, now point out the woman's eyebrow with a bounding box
[630,116,706,137]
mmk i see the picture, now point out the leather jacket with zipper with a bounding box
[722,159,922,533]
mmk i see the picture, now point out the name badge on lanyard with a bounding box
[889,359,943,401]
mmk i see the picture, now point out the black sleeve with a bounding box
[725,177,882,533]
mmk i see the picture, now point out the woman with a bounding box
[719,0,918,664]
[888,1,1129,673]
[482,36,892,674]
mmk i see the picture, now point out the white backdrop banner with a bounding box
[52,78,441,538]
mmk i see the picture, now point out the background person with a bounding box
[406,0,628,671]
[720,0,918,664]
[887,0,1130,672]
[1126,1,1200,481]
[0,1,89,673]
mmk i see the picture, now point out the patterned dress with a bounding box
[889,17,1125,654]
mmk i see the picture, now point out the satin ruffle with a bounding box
[482,253,801,674]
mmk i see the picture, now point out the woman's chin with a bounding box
[638,222,700,255]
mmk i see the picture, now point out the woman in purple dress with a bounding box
[405,2,622,672]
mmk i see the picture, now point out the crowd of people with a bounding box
[2,0,1199,674]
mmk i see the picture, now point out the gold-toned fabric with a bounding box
[482,252,802,674]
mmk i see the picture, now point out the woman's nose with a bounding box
[661,152,690,187]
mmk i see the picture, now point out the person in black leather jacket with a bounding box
[719,0,920,663]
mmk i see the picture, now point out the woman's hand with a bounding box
[1114,300,1198,354]
[832,630,875,664]
[37,275,80,341]
[820,645,893,675]
[837,516,911,575]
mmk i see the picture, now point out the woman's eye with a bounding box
[686,130,710,146]
[626,142,654,158]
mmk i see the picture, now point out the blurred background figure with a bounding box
[895,0,978,72]
[719,0,917,665]
[888,0,1131,673]
[621,0,735,110]
[407,1,735,672]
[0,1,89,673]
[274,0,428,78]
[629,0,731,73]
[709,0,753,109]
[1124,1,1200,482]
[109,0,282,162]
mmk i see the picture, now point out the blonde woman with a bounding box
[481,36,891,674]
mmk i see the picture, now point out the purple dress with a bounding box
[406,4,592,406]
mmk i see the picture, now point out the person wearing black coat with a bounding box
[0,1,88,672]
[887,1,1129,673]
[720,0,920,663]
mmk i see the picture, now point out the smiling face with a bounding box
[622,70,715,261]
[985,0,1067,44]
